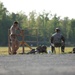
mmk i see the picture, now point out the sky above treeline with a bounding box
[0,0,75,19]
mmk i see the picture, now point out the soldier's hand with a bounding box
[16,34,20,36]
[51,43,54,47]
[20,30,24,36]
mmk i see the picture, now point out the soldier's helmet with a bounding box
[55,28,60,32]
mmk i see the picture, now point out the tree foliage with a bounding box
[0,1,75,46]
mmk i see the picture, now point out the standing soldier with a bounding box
[10,21,21,54]
[51,28,65,53]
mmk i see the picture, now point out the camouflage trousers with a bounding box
[10,34,19,54]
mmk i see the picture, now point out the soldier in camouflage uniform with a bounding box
[51,28,65,53]
[10,21,21,54]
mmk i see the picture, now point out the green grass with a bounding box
[0,47,31,55]
[0,47,73,55]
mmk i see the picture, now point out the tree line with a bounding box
[0,1,75,46]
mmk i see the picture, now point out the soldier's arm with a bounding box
[51,36,54,43]
[50,36,55,47]
[61,35,65,43]
[17,27,21,31]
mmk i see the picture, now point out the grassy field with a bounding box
[0,46,73,55]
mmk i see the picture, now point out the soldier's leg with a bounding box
[11,41,17,54]
[10,35,17,54]
[15,39,20,52]
[61,45,65,53]
[51,46,55,53]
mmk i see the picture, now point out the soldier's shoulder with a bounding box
[52,33,57,36]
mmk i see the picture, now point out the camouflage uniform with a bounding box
[51,28,65,53]
[10,22,20,54]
